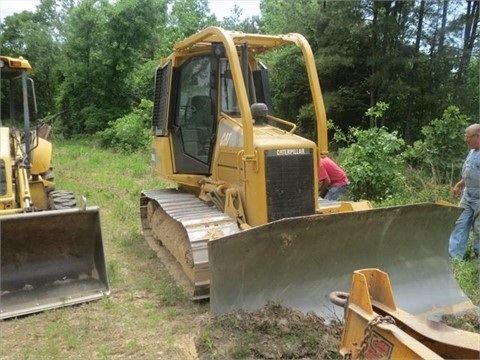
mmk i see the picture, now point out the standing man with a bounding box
[448,123,480,259]
[318,156,349,200]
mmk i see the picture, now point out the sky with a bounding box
[0,0,261,21]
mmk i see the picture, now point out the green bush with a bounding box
[374,166,451,207]
[338,126,406,202]
[405,106,469,184]
[98,99,152,153]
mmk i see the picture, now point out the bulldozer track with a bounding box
[140,189,239,299]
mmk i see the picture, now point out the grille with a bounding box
[0,160,5,195]
[152,61,171,136]
[265,149,315,221]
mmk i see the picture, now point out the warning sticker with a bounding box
[364,331,393,359]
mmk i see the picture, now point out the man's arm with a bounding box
[452,179,465,199]
[319,177,331,191]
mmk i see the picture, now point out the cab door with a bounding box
[170,56,216,174]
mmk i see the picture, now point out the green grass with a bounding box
[451,258,480,305]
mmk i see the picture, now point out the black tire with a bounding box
[48,190,77,210]
[41,167,55,182]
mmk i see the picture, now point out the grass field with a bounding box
[1,138,478,359]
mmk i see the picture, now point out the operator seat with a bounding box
[184,95,214,158]
[189,95,213,127]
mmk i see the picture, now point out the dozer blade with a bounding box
[0,207,109,319]
[209,203,475,320]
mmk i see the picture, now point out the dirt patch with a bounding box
[443,308,480,333]
[196,302,344,360]
[194,303,480,360]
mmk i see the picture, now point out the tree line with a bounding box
[0,0,478,145]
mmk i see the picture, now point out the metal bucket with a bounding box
[1,207,109,319]
[209,203,474,320]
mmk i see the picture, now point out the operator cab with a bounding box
[151,38,276,176]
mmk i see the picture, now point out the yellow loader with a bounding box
[0,56,109,319]
[140,27,476,324]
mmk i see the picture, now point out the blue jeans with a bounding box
[323,185,347,201]
[448,196,480,258]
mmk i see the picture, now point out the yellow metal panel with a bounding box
[29,180,49,210]
[31,138,52,175]
[151,136,174,177]
[319,200,373,213]
[0,127,10,157]
[215,150,243,186]
[0,127,14,201]
[242,153,268,226]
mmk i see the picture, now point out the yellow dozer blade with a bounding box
[0,207,109,319]
[209,203,475,320]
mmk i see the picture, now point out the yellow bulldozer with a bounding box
[140,27,477,327]
[0,55,109,319]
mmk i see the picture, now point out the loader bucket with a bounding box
[0,207,109,319]
[209,203,475,320]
